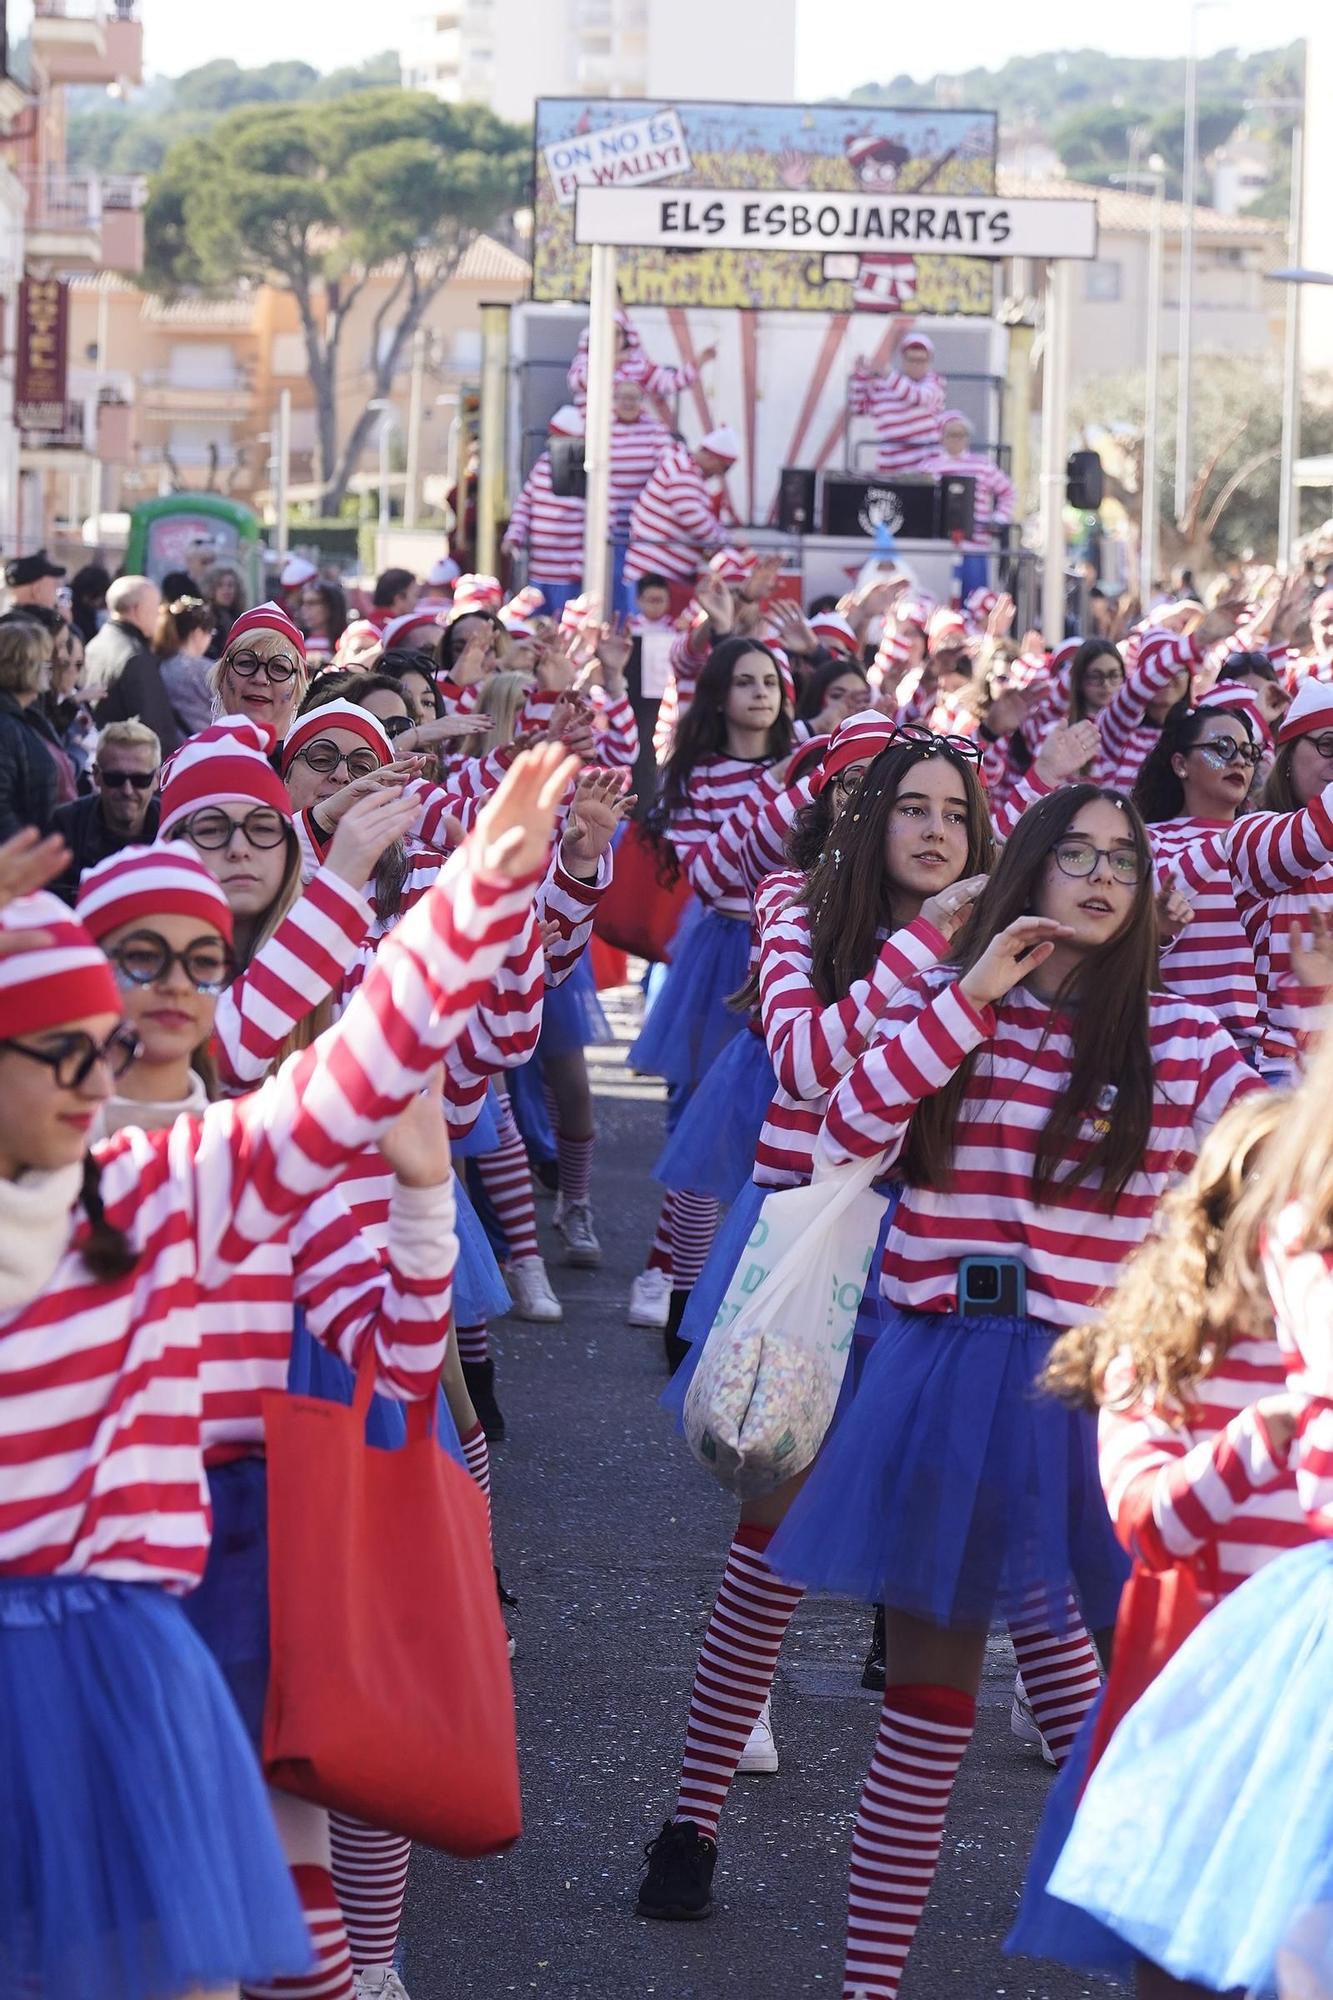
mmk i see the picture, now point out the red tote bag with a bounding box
[1083,1561,1208,1785]
[592,822,692,963]
[260,1351,522,1855]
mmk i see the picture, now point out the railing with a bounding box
[34,2,139,21]
[20,168,145,231]
[18,399,89,450]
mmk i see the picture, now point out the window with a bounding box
[271,332,306,377]
[1083,260,1122,303]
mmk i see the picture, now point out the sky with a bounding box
[137,0,1316,92]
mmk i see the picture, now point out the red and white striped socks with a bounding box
[329,1820,412,1978]
[556,1129,594,1207]
[842,1684,976,2000]
[242,1862,354,1999]
[673,1523,804,1840]
[1007,1593,1104,1765]
[455,1322,490,1365]
[474,1098,540,1263]
[669,1191,721,1292]
[646,1193,675,1280]
[459,1419,492,1536]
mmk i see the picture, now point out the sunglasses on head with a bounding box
[887,722,984,770]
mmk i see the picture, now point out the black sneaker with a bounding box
[636,1819,717,1920]
[496,1566,517,1659]
[663,1287,692,1375]
[860,1605,886,1692]
[461,1357,506,1442]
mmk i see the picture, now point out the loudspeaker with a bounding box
[939,474,976,540]
[777,466,816,535]
[549,436,587,498]
[1066,449,1104,510]
[822,474,936,540]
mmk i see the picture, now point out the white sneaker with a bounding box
[1010,1677,1056,1767]
[505,1254,563,1322]
[627,1267,671,1328]
[737,1696,779,1775]
[554,1196,602,1268]
[354,1970,411,2000]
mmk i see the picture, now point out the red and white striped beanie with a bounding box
[1051,638,1082,677]
[816,711,900,792]
[335,619,381,661]
[450,574,503,618]
[1195,683,1272,749]
[220,600,306,660]
[0,893,121,1037]
[810,610,860,660]
[380,608,446,652]
[77,845,234,946]
[280,699,391,776]
[896,595,933,631]
[707,546,756,585]
[928,607,968,651]
[1278,677,1333,746]
[158,716,292,836]
[965,585,999,630]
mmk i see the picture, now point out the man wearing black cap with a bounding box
[4,550,66,614]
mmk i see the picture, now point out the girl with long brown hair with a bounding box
[761,782,1260,2000]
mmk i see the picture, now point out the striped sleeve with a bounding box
[819,976,994,1169]
[538,848,608,987]
[213,865,372,1089]
[689,766,787,906]
[760,909,948,1103]
[1263,1217,1333,1534]
[1223,779,1333,897]
[440,906,545,1135]
[291,1175,455,1403]
[592,691,639,769]
[176,837,545,1286]
[1098,630,1198,772]
[990,765,1056,841]
[1099,1387,1290,1572]
[503,459,538,549]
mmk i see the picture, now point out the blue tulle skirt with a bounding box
[767,1307,1128,1632]
[506,1059,556,1167]
[629,902,751,1092]
[653,1028,776,1202]
[0,1573,311,2000]
[1004,1692,1135,1979]
[181,1458,272,1752]
[661,1182,898,1430]
[1047,1538,1333,1995]
[539,951,612,1056]
[286,1312,466,1469]
[450,1083,501,1159]
[455,1175,511,1324]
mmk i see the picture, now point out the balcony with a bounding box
[31,2,142,89]
[20,169,146,272]
[18,399,92,468]
[140,369,252,422]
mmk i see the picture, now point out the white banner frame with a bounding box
[574,186,1099,261]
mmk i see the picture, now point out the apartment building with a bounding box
[404,0,796,123]
[0,0,146,553]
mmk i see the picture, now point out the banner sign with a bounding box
[15,275,70,428]
[575,188,1099,261]
[533,97,999,314]
[543,108,691,207]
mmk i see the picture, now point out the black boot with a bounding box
[461,1357,506,1442]
[663,1287,691,1374]
[496,1566,518,1659]
[860,1604,886,1691]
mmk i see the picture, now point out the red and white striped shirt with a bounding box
[213,862,371,1090]
[1098,1340,1302,1598]
[503,453,586,585]
[625,444,723,584]
[610,414,674,535]
[921,448,1016,549]
[653,622,709,762]
[568,332,696,412]
[849,366,946,474]
[757,904,948,1187]
[516,685,639,769]
[0,840,541,1588]
[670,752,784,919]
[819,971,1259,1325]
[1263,1207,1333,1537]
[1020,630,1199,791]
[1153,784,1333,1049]
[1241,866,1333,1067]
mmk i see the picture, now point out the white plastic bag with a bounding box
[683,1156,888,1498]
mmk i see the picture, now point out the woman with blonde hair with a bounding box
[208,601,310,745]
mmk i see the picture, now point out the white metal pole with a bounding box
[1175,7,1201,525]
[1140,175,1165,605]
[582,242,617,611]
[404,327,426,531]
[1040,260,1072,645]
[378,416,392,534]
[1277,125,1305,568]
[275,389,292,558]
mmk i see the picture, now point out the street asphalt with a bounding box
[402,990,1106,2000]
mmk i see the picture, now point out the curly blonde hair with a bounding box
[1042,1091,1285,1420]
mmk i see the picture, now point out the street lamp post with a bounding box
[1175,0,1219,526]
[369,399,397,534]
[1115,162,1167,604]
[1277,126,1306,568]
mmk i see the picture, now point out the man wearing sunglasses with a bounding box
[50,720,161,903]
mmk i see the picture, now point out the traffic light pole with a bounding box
[1040,257,1072,646]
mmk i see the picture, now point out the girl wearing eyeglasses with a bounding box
[0,749,572,2000]
[761,783,1260,2000]
[1133,687,1333,1065]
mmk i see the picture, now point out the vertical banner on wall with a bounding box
[16,275,70,428]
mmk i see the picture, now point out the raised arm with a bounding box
[214,864,373,1089]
